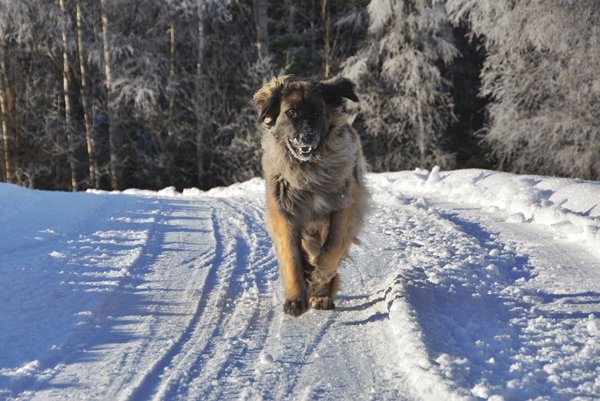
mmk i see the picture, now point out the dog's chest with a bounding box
[272,173,351,217]
[312,194,330,214]
[309,188,352,214]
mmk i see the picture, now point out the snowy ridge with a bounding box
[371,168,600,399]
[1,170,600,400]
[378,167,600,252]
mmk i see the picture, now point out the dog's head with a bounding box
[253,76,358,162]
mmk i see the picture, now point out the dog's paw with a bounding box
[309,296,335,310]
[283,298,307,317]
[309,269,336,285]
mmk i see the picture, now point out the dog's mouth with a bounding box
[286,138,318,162]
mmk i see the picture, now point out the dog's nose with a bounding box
[301,131,317,143]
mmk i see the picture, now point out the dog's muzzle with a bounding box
[287,131,319,162]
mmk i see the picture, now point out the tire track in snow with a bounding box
[132,196,278,401]
[179,197,280,401]
[3,196,164,399]
[275,313,337,399]
[428,200,600,400]
[129,184,530,401]
[126,202,225,401]
[69,197,219,401]
[196,194,415,400]
[193,197,348,401]
[368,179,600,400]
[364,194,532,400]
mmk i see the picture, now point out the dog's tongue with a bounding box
[290,139,316,157]
[293,142,312,154]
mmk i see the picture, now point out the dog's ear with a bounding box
[315,77,359,108]
[253,76,287,125]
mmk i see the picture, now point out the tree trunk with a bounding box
[0,41,10,183]
[196,1,210,190]
[167,16,176,135]
[60,0,78,191]
[311,0,316,57]
[100,0,122,190]
[76,1,99,189]
[416,85,426,168]
[252,0,269,59]
[322,0,331,78]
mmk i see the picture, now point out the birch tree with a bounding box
[100,0,122,190]
[252,0,269,59]
[58,0,79,191]
[0,36,10,183]
[195,0,210,190]
[76,0,99,189]
[322,0,331,77]
[0,1,31,183]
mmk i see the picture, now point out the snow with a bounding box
[1,168,599,400]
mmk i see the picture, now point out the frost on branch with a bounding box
[343,0,459,172]
[447,0,600,180]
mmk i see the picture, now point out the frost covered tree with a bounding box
[75,0,99,189]
[59,0,79,191]
[447,0,600,180]
[0,1,32,185]
[343,0,459,171]
[267,0,368,79]
[196,1,271,187]
[0,0,406,191]
[252,0,269,59]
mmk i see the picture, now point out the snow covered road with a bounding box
[1,169,599,400]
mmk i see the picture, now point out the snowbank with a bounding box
[371,167,600,254]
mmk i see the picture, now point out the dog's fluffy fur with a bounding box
[254,76,370,317]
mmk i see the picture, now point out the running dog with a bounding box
[253,75,370,317]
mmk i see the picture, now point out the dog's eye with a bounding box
[313,111,320,117]
[286,110,297,118]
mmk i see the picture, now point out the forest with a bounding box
[0,0,598,192]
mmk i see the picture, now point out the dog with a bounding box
[253,75,370,317]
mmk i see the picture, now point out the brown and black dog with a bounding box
[253,76,370,317]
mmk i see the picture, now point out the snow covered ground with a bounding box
[1,168,599,401]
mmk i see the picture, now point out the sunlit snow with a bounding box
[0,168,599,400]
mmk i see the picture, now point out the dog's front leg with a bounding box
[309,207,354,286]
[310,183,360,287]
[266,195,308,317]
[310,219,353,289]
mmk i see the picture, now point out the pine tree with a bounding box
[447,0,600,180]
[343,0,459,171]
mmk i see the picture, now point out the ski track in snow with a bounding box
[0,169,599,400]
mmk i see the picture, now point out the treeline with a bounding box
[0,0,267,191]
[0,0,598,192]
